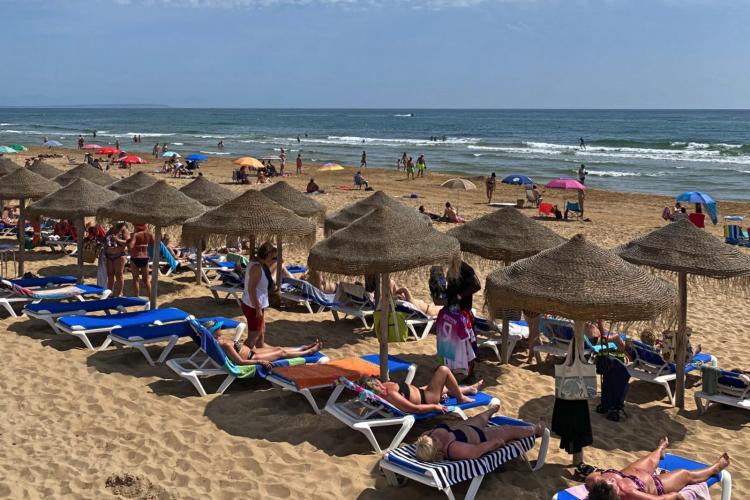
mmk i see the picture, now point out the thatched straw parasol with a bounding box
[54,163,117,187]
[182,189,316,291]
[26,178,118,279]
[309,206,461,380]
[0,157,20,177]
[617,218,750,408]
[109,171,158,195]
[179,176,235,207]
[0,168,61,276]
[448,207,567,363]
[98,180,206,307]
[324,190,419,235]
[178,176,236,284]
[28,160,63,180]
[261,181,326,223]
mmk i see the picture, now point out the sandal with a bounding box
[573,462,596,481]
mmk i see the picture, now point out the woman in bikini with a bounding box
[391,284,442,317]
[585,437,730,500]
[214,333,323,370]
[103,222,130,297]
[128,223,154,298]
[362,365,481,415]
[415,404,546,461]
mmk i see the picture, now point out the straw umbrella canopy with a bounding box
[182,189,316,292]
[324,190,418,235]
[261,181,326,223]
[26,178,118,279]
[178,176,236,284]
[617,218,750,408]
[447,207,567,363]
[98,180,206,307]
[179,176,235,207]
[309,206,461,380]
[0,157,20,176]
[54,163,117,187]
[0,168,61,276]
[109,171,158,195]
[28,160,63,180]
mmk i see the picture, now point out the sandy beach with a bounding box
[1,147,748,499]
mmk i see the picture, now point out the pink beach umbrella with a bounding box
[545,177,586,191]
[82,144,102,150]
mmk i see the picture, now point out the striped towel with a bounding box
[12,284,85,300]
[384,417,535,490]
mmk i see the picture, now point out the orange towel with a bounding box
[272,357,379,389]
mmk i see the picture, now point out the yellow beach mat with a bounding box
[271,357,380,389]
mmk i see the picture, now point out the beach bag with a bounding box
[373,310,409,343]
[555,338,597,400]
[82,240,101,263]
[701,366,720,396]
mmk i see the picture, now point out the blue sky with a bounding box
[0,0,748,108]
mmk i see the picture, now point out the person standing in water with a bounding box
[152,143,159,158]
[578,164,588,185]
[579,137,586,150]
[360,150,367,169]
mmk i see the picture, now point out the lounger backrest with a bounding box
[629,340,673,373]
[336,376,407,417]
[395,300,428,320]
[566,201,582,213]
[190,319,241,376]
[335,282,374,309]
[718,371,750,397]
[540,317,574,343]
[115,321,192,340]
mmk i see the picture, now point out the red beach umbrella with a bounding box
[97,147,120,155]
[118,155,147,165]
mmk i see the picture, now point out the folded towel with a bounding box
[271,357,380,389]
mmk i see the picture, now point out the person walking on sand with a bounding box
[115,139,120,151]
[485,172,497,203]
[162,143,168,153]
[78,135,84,149]
[406,156,415,180]
[241,242,279,349]
[296,152,303,175]
[579,137,586,150]
[280,149,286,175]
[360,150,367,169]
[152,143,159,158]
[416,154,426,177]
[578,164,587,185]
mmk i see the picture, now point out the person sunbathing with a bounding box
[415,404,546,461]
[392,285,442,316]
[442,202,465,223]
[215,332,322,370]
[586,320,628,353]
[585,437,729,500]
[363,366,481,414]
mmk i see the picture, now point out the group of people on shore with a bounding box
[396,152,427,180]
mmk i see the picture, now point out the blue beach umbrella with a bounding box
[162,151,180,158]
[43,140,63,148]
[186,154,208,162]
[502,174,534,185]
[0,146,16,154]
[676,191,717,225]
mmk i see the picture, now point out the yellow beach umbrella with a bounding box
[319,162,344,172]
[233,156,264,169]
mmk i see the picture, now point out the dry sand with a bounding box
[0,148,748,499]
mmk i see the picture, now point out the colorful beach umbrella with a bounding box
[118,155,147,165]
[545,177,586,191]
[97,146,120,155]
[82,144,101,150]
[162,151,180,158]
[186,154,208,162]
[233,157,264,169]
[318,162,344,172]
[42,140,63,148]
[502,174,534,186]
[9,144,27,152]
[0,146,16,154]
[676,191,717,225]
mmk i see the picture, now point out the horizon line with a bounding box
[2,105,750,111]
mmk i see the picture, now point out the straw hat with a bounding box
[27,160,63,180]
[0,157,20,177]
[179,176,235,207]
[26,178,118,219]
[181,189,315,247]
[447,207,567,262]
[98,180,206,227]
[0,167,60,200]
[309,206,461,276]
[261,181,326,221]
[53,163,117,187]
[616,218,750,279]
[324,190,419,234]
[109,171,159,195]
[485,234,676,322]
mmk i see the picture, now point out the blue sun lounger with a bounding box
[280,277,336,314]
[55,307,191,350]
[99,316,246,365]
[1,275,78,289]
[695,369,750,414]
[324,376,500,453]
[552,453,731,500]
[166,319,330,396]
[23,296,150,334]
[0,279,111,318]
[380,416,549,500]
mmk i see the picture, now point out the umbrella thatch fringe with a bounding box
[97,217,184,237]
[181,228,316,254]
[311,256,461,284]
[643,267,750,299]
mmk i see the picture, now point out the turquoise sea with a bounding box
[2,108,750,200]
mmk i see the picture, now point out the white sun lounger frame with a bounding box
[24,300,151,335]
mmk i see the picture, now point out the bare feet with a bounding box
[716,452,730,471]
[658,436,669,458]
[458,394,475,404]
[534,419,547,437]
[462,379,484,395]
[487,403,501,417]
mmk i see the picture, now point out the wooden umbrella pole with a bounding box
[499,260,510,364]
[276,235,283,290]
[151,226,162,308]
[17,198,26,277]
[195,239,204,285]
[76,217,85,280]
[379,272,391,381]
[675,271,688,409]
